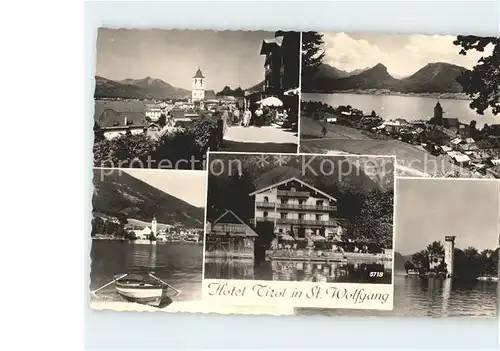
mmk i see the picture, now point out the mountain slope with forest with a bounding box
[94,76,190,100]
[92,170,204,228]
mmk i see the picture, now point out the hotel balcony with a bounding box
[210,223,246,234]
[255,202,337,212]
[277,190,310,198]
[255,201,275,209]
[255,217,338,227]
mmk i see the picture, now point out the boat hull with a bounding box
[115,277,166,306]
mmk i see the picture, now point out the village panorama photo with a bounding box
[93,29,301,171]
[300,32,500,179]
[202,152,396,310]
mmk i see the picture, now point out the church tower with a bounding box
[434,101,443,124]
[191,67,206,102]
[151,215,157,238]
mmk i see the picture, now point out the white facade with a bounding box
[103,127,145,140]
[145,109,162,121]
[252,178,340,240]
[191,68,206,102]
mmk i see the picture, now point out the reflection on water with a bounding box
[90,241,203,301]
[204,259,392,284]
[296,272,498,318]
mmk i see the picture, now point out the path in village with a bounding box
[221,125,298,153]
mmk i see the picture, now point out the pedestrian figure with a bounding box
[243,108,252,127]
[321,126,327,137]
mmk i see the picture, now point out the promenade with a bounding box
[221,125,298,153]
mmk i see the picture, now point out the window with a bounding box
[298,199,304,205]
[298,213,305,220]
[280,213,287,219]
[315,214,322,221]
[290,187,296,192]
[263,211,268,218]
[263,196,269,203]
[316,200,324,207]
[278,228,283,233]
[280,198,287,204]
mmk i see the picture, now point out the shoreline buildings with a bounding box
[205,210,259,259]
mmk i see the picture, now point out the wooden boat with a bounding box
[114,274,166,306]
[91,272,181,308]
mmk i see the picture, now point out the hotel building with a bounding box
[249,177,342,241]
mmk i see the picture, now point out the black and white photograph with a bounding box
[202,152,395,309]
[93,29,300,171]
[300,32,500,179]
[89,168,206,312]
[296,178,499,318]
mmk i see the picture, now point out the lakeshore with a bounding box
[300,95,500,178]
[306,89,472,101]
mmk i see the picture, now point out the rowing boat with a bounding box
[114,273,167,306]
[91,271,181,308]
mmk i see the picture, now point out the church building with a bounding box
[191,67,206,102]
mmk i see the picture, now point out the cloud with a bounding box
[323,32,493,77]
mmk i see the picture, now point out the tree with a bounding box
[301,31,325,89]
[351,189,394,248]
[158,114,167,127]
[453,36,500,115]
[412,250,430,271]
[426,241,445,256]
[93,122,105,143]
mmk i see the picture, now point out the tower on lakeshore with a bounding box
[152,215,157,238]
[192,67,206,102]
[444,236,456,277]
[434,101,443,124]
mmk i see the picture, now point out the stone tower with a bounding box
[191,67,205,102]
[151,215,157,237]
[444,236,456,277]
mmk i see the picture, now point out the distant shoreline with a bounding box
[303,90,471,101]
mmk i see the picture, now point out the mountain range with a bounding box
[92,170,204,228]
[94,76,191,100]
[306,62,469,94]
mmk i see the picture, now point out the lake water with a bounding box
[204,259,392,284]
[303,93,500,128]
[296,271,498,318]
[90,241,203,302]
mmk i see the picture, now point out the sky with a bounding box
[396,179,499,255]
[95,29,273,91]
[322,32,494,78]
[123,169,206,208]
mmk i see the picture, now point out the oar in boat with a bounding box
[91,273,129,297]
[148,273,182,295]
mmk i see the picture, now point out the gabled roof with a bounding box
[248,176,337,202]
[260,36,284,55]
[96,109,147,128]
[210,210,258,237]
